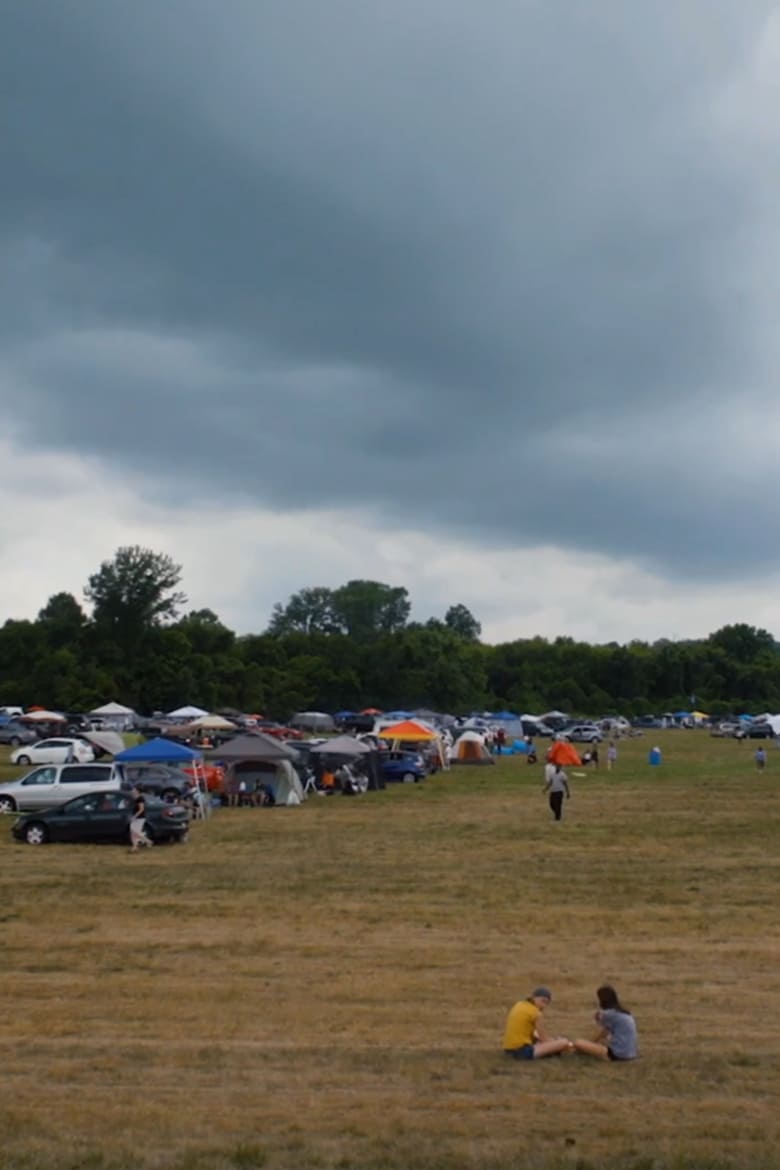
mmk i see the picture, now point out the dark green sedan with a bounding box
[11,790,190,846]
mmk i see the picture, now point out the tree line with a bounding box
[1,546,778,719]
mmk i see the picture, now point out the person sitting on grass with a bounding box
[570,985,638,1061]
[503,987,571,1060]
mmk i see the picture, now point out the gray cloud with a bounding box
[2,0,777,579]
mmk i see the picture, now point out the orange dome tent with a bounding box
[547,740,582,767]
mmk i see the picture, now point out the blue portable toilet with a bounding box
[649,745,662,766]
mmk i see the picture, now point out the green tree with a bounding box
[330,580,410,640]
[267,586,338,635]
[444,603,482,642]
[37,592,86,650]
[708,624,776,664]
[85,547,186,648]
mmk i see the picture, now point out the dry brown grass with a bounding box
[0,732,779,1170]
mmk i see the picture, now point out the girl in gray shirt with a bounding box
[571,985,638,1061]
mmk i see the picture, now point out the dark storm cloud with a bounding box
[1,1,775,574]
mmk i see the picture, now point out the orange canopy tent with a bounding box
[547,741,582,766]
[378,719,445,770]
[377,720,437,741]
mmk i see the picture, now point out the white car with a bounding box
[10,738,95,766]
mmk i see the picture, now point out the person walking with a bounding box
[571,985,638,1061]
[129,787,153,852]
[607,741,618,771]
[755,746,767,772]
[503,987,571,1061]
[543,764,570,821]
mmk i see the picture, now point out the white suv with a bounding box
[0,763,123,813]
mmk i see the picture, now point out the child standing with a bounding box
[607,741,618,771]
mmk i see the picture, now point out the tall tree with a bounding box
[444,603,482,642]
[330,580,410,640]
[84,547,186,650]
[267,586,337,635]
[37,592,86,650]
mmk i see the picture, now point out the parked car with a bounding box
[0,763,122,813]
[250,721,304,740]
[11,790,190,846]
[116,764,193,801]
[561,724,603,744]
[10,738,95,766]
[521,719,554,738]
[0,721,37,747]
[380,750,427,784]
[62,712,93,735]
[738,723,775,740]
[710,721,741,737]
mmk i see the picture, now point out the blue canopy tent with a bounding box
[115,737,202,763]
[490,710,520,721]
[114,738,209,817]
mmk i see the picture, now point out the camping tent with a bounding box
[547,741,582,767]
[208,734,304,804]
[310,735,372,757]
[209,733,298,762]
[290,711,336,732]
[167,705,209,720]
[84,731,125,756]
[188,714,237,730]
[114,737,210,813]
[377,719,446,771]
[377,720,437,741]
[90,702,135,717]
[115,737,202,763]
[89,701,136,731]
[451,730,495,765]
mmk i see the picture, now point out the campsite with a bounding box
[0,728,777,1170]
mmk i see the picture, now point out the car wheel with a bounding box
[15,754,31,766]
[402,772,417,784]
[24,823,48,845]
[0,795,17,814]
[9,736,21,747]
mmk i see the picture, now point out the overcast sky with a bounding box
[3,1,780,644]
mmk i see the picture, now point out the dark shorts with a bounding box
[505,1045,535,1061]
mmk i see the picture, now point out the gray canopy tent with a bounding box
[209,733,304,804]
[309,735,384,791]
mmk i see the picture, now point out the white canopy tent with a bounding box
[167,705,209,720]
[89,701,136,731]
[90,702,135,716]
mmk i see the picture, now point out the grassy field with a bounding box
[0,732,778,1170]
